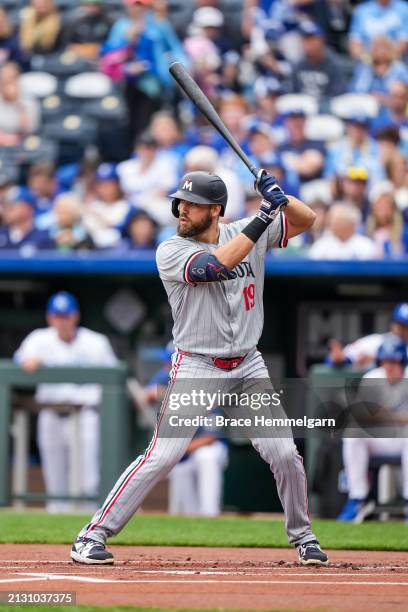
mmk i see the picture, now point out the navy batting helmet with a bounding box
[169,171,228,218]
[376,333,408,367]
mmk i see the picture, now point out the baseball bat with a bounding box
[169,62,260,179]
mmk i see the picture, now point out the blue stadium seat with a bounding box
[83,95,130,161]
[1,137,58,178]
[41,95,76,123]
[82,94,127,121]
[42,114,98,165]
[31,52,94,79]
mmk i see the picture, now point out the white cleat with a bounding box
[70,536,114,565]
[297,540,329,566]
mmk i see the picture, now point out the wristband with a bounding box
[241,216,270,243]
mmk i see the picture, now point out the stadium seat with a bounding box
[43,114,98,141]
[305,115,344,142]
[276,94,318,116]
[1,0,24,7]
[14,136,58,165]
[82,95,127,121]
[19,72,58,99]
[0,159,18,184]
[104,0,124,8]
[83,95,130,161]
[0,137,57,182]
[367,455,403,521]
[64,72,112,99]
[219,0,244,49]
[43,114,98,165]
[41,95,75,122]
[31,52,94,79]
[167,0,194,38]
[330,93,379,119]
[54,0,77,11]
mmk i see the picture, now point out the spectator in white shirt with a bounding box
[309,203,376,260]
[117,131,178,227]
[83,163,129,248]
[0,61,39,147]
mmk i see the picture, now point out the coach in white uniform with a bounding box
[14,292,118,512]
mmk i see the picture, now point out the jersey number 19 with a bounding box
[243,284,255,311]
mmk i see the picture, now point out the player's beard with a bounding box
[177,210,213,238]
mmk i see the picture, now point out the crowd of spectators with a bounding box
[0,0,406,260]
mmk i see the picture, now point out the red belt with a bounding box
[178,350,246,371]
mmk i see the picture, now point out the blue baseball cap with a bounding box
[96,162,118,182]
[47,292,79,315]
[346,113,371,127]
[254,76,283,98]
[6,186,36,208]
[393,303,408,325]
[377,333,407,366]
[248,120,273,139]
[299,21,323,37]
[284,108,306,118]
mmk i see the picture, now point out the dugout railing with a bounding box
[0,360,131,507]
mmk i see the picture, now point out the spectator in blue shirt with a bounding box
[289,22,350,107]
[278,109,326,184]
[349,36,408,100]
[27,162,59,223]
[372,80,408,157]
[0,8,29,70]
[116,207,158,251]
[0,186,55,252]
[325,114,386,189]
[102,0,186,140]
[252,76,286,144]
[102,0,162,139]
[257,151,300,200]
[349,0,408,61]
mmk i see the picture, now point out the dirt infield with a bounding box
[1,545,408,611]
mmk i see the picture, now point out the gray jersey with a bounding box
[156,213,288,357]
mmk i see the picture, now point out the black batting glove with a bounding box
[255,169,289,224]
[255,169,288,202]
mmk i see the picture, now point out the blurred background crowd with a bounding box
[0,0,406,259]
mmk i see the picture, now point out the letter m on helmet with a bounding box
[183,180,193,191]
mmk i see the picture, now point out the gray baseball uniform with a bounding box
[80,212,317,547]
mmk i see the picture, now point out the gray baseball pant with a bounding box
[79,350,317,546]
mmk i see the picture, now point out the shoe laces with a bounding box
[300,540,321,553]
[78,536,104,549]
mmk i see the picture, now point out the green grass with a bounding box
[0,511,407,551]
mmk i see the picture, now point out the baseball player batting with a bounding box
[71,169,328,566]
